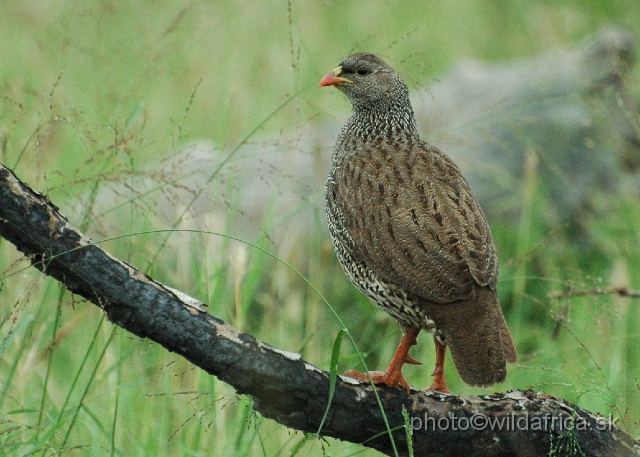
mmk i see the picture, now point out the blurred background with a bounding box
[0,1,639,455]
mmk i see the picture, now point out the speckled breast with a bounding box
[325,189,439,335]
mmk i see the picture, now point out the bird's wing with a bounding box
[329,140,497,304]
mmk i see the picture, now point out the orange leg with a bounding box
[344,326,421,393]
[427,338,451,394]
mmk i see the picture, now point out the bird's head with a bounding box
[319,52,410,110]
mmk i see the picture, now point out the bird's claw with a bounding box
[426,380,451,395]
[343,369,411,393]
[405,354,421,365]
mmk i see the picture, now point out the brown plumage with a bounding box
[320,52,517,393]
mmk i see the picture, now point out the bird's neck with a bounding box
[344,98,420,143]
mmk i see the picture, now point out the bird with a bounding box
[319,52,517,394]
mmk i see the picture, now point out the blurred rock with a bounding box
[414,27,639,228]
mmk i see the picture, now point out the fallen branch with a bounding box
[0,163,637,457]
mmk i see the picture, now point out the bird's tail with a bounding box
[439,287,517,387]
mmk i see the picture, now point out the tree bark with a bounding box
[0,163,637,457]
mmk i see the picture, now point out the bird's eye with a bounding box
[356,67,369,76]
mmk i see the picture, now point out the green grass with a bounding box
[1,1,640,456]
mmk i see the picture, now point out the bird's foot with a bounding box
[426,373,451,395]
[343,369,411,393]
[343,326,421,394]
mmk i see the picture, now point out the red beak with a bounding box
[319,72,353,87]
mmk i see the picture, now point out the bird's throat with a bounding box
[344,102,420,144]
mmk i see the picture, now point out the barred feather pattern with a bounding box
[324,52,516,386]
